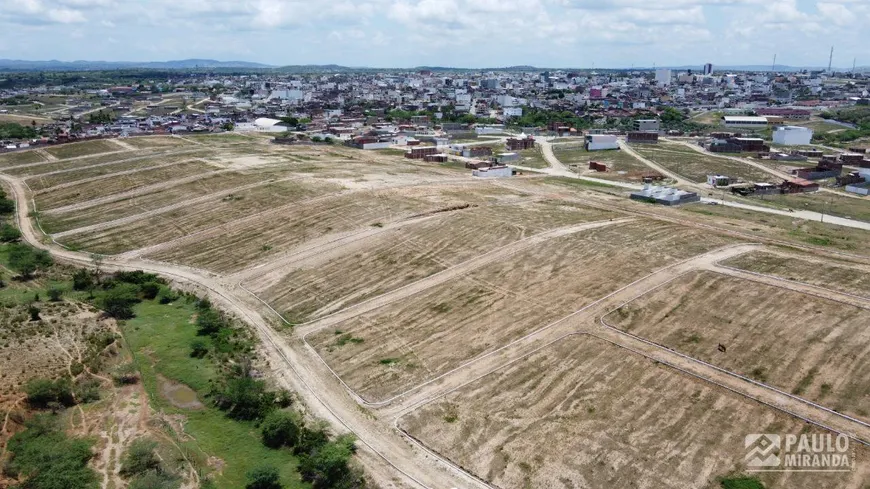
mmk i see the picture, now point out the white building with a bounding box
[772,126,813,146]
[585,134,619,151]
[234,118,291,133]
[655,69,672,86]
[503,107,523,118]
[472,166,512,178]
[722,116,769,128]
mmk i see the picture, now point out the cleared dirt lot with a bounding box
[146,183,506,273]
[40,170,275,234]
[308,220,738,402]
[630,141,775,183]
[251,200,617,322]
[34,160,220,210]
[0,150,49,167]
[607,270,870,419]
[122,136,193,149]
[722,250,870,298]
[554,145,654,181]
[62,178,343,254]
[399,334,870,489]
[43,139,120,159]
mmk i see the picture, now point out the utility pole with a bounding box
[772,54,777,72]
[853,58,857,73]
[828,46,834,73]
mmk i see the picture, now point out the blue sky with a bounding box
[0,0,867,68]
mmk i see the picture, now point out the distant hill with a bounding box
[1,60,864,73]
[0,59,274,71]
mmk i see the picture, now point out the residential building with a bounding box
[585,134,619,151]
[633,119,660,132]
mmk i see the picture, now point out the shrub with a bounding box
[129,470,180,489]
[28,305,41,321]
[298,434,361,489]
[295,423,330,456]
[25,377,76,409]
[7,243,52,279]
[98,283,141,319]
[245,465,282,489]
[72,269,95,291]
[210,372,276,421]
[112,363,139,385]
[157,287,179,304]
[261,410,302,449]
[189,339,209,359]
[5,414,98,489]
[48,287,63,302]
[0,223,21,242]
[140,282,161,300]
[196,309,227,336]
[0,197,15,214]
[120,439,161,477]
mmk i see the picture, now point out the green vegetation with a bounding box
[5,414,98,489]
[0,121,39,139]
[246,466,283,489]
[7,243,53,279]
[815,107,870,144]
[720,476,765,489]
[24,377,76,409]
[121,438,181,489]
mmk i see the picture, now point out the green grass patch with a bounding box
[720,476,765,489]
[121,299,306,488]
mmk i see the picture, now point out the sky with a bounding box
[0,0,868,69]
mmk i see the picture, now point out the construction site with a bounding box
[1,131,870,489]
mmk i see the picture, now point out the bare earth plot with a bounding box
[0,150,49,167]
[34,160,219,210]
[554,145,653,181]
[680,203,870,255]
[399,335,870,489]
[122,136,193,149]
[61,178,343,255]
[722,250,870,298]
[250,200,617,322]
[39,169,277,234]
[607,270,870,419]
[747,191,870,224]
[308,219,738,402]
[25,153,202,191]
[147,183,503,274]
[629,142,775,183]
[43,139,120,159]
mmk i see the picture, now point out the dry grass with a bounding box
[607,270,870,419]
[43,140,121,160]
[722,250,870,299]
[40,170,277,234]
[251,200,616,322]
[146,185,481,274]
[746,191,870,224]
[554,145,654,181]
[0,150,49,167]
[64,179,342,254]
[309,220,737,402]
[630,142,775,183]
[399,334,870,489]
[34,161,218,210]
[122,136,192,149]
[26,155,204,191]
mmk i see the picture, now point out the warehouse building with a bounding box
[722,116,770,128]
[630,184,700,206]
[472,165,513,178]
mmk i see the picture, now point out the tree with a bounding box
[0,223,22,242]
[5,414,98,489]
[245,466,282,489]
[298,434,361,489]
[211,370,276,421]
[7,243,52,279]
[140,282,161,300]
[72,269,95,291]
[261,410,302,449]
[25,377,76,409]
[0,197,14,214]
[196,308,226,336]
[28,305,41,321]
[98,283,141,319]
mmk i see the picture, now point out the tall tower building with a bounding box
[703,63,713,75]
